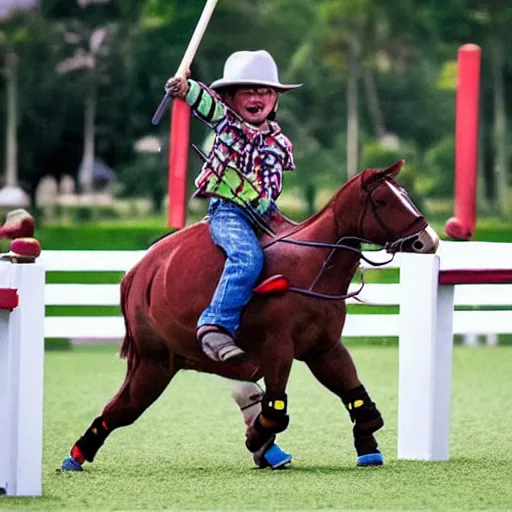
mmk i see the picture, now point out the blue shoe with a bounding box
[357,452,383,466]
[263,443,292,469]
[60,456,83,471]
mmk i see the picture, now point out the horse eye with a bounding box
[375,200,386,207]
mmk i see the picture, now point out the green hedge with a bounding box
[473,223,512,243]
[35,220,512,251]
[37,225,175,250]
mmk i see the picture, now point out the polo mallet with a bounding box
[151,0,220,126]
[154,0,220,229]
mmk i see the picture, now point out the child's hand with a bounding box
[165,76,189,98]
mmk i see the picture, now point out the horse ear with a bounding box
[362,160,404,185]
[377,160,404,177]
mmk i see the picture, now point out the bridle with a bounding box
[358,174,428,254]
[265,174,428,301]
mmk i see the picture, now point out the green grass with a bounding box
[2,345,511,511]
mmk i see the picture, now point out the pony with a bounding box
[60,161,439,471]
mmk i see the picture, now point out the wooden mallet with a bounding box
[152,0,220,126]
[152,0,219,229]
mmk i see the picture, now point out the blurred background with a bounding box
[0,0,511,248]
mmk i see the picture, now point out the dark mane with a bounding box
[270,172,362,242]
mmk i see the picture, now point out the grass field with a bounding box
[2,344,511,511]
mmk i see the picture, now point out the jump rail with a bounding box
[38,240,512,463]
[38,241,512,343]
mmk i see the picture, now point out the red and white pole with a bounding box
[445,44,481,240]
[168,99,191,229]
[0,248,44,496]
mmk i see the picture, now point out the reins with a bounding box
[275,236,395,267]
[264,235,395,301]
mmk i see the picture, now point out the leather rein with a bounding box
[269,235,393,301]
[263,175,427,301]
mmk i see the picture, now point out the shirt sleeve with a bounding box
[185,80,227,125]
[283,137,296,172]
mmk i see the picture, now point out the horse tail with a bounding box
[119,269,138,367]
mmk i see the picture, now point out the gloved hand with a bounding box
[165,75,189,98]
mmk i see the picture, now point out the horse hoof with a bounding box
[357,452,383,467]
[60,456,83,471]
[263,443,292,469]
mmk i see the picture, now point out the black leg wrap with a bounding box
[354,434,379,457]
[342,386,384,432]
[261,391,290,433]
[245,391,289,453]
[75,417,110,463]
[341,386,384,458]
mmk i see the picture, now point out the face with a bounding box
[353,163,439,254]
[225,87,279,125]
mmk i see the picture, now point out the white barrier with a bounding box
[0,260,45,496]
[38,241,512,341]
[398,254,453,461]
[398,251,512,461]
[37,241,511,462]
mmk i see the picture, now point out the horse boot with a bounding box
[197,325,245,362]
[342,385,384,467]
[233,383,292,469]
[60,417,111,471]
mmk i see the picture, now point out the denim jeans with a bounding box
[198,199,264,337]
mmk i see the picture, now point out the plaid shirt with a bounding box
[185,80,295,211]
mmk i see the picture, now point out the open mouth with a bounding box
[246,106,262,114]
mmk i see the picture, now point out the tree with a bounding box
[55,1,119,194]
[0,2,40,206]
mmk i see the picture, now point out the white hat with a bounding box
[210,50,302,92]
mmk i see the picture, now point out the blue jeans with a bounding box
[198,199,264,337]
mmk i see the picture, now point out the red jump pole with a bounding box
[168,99,191,229]
[445,44,481,240]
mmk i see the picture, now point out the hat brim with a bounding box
[210,79,302,92]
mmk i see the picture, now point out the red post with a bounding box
[168,98,191,229]
[445,44,481,240]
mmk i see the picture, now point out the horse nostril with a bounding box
[412,240,424,251]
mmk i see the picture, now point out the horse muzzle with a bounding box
[385,224,439,254]
[399,225,439,254]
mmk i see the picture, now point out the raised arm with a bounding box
[166,76,226,126]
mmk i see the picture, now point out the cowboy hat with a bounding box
[210,50,302,92]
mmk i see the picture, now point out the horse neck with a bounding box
[292,176,363,295]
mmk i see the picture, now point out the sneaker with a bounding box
[198,327,246,362]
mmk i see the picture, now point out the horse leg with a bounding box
[243,336,294,469]
[61,353,177,471]
[303,342,384,466]
[232,381,292,469]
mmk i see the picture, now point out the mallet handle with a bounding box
[152,0,220,125]
[176,0,219,76]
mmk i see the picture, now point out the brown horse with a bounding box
[60,161,439,472]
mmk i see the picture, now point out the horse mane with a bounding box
[275,172,362,240]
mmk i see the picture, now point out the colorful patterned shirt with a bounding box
[184,80,295,213]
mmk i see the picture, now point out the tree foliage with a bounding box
[0,0,510,214]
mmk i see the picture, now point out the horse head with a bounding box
[335,160,439,254]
